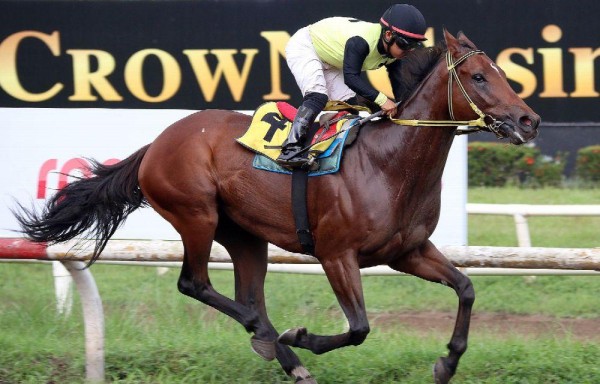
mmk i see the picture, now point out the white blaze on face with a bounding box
[490,63,501,76]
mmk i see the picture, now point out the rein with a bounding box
[390,49,504,137]
[296,50,503,156]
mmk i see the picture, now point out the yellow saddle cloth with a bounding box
[236,101,364,163]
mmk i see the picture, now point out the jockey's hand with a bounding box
[381,98,398,117]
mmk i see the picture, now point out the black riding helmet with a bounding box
[380,4,427,51]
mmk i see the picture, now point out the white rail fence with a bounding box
[0,204,598,382]
[467,203,600,247]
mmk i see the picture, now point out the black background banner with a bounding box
[0,0,598,123]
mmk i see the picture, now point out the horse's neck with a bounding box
[361,65,456,179]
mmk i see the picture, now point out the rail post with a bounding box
[513,213,532,247]
[53,261,73,316]
[62,261,105,383]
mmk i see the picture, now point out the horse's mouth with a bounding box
[496,120,538,145]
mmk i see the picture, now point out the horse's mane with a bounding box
[388,42,446,103]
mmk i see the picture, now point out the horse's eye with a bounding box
[472,74,486,83]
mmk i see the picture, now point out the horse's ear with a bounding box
[457,31,478,50]
[443,28,459,52]
[445,28,478,54]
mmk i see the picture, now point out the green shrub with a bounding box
[575,145,600,184]
[468,142,567,187]
[468,142,527,186]
[529,152,567,187]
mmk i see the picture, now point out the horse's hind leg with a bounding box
[216,219,315,384]
[389,240,475,384]
[176,212,261,334]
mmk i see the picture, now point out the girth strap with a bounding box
[291,169,315,255]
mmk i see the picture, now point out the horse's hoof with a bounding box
[278,327,307,346]
[432,357,452,384]
[291,366,315,384]
[250,336,276,361]
[295,377,317,384]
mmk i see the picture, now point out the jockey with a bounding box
[277,4,428,168]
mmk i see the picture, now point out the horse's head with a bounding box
[444,29,540,144]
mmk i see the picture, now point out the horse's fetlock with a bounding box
[350,325,370,345]
[447,339,468,356]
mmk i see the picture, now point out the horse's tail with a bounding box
[14,144,151,266]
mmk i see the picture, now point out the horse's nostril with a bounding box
[519,115,540,133]
[520,116,533,127]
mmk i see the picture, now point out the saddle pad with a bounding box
[252,129,350,176]
[236,102,354,162]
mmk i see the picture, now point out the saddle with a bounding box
[236,101,365,174]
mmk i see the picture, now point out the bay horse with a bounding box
[15,30,539,383]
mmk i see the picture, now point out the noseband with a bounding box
[390,49,504,137]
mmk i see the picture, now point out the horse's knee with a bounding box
[177,276,195,297]
[349,324,370,346]
[177,276,211,301]
[458,277,475,307]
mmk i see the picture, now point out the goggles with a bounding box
[395,34,423,51]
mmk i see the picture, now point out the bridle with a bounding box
[390,49,505,137]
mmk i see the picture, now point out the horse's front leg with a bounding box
[218,223,316,384]
[278,250,370,354]
[389,240,475,384]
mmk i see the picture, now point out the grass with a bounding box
[0,187,599,383]
[469,187,600,205]
[1,264,599,383]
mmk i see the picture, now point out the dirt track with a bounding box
[370,311,600,342]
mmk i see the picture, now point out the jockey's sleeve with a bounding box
[343,36,383,104]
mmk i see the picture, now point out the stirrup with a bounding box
[277,156,319,171]
[276,154,309,168]
[276,146,309,168]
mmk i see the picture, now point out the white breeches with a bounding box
[285,27,355,102]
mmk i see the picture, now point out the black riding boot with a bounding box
[276,105,319,168]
